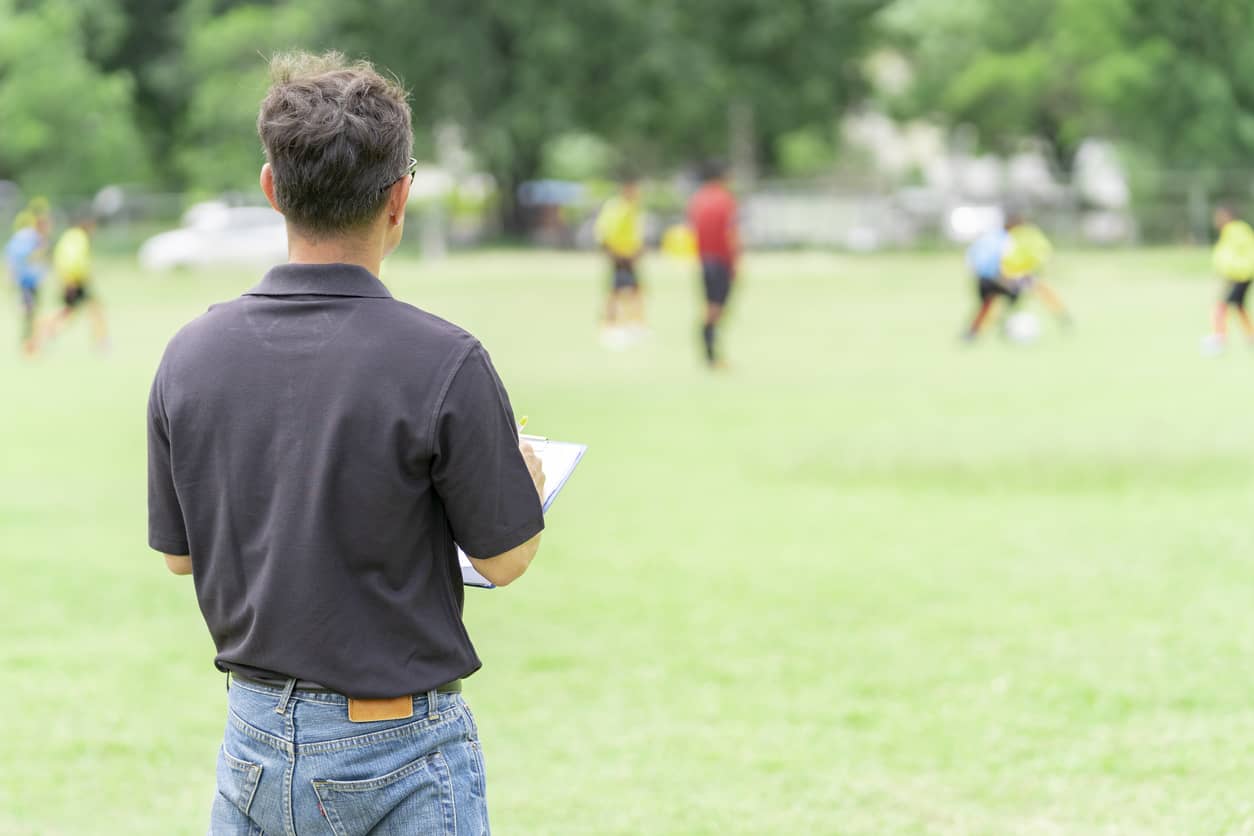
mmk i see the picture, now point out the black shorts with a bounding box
[977,276,1020,303]
[1225,280,1250,307]
[610,258,638,291]
[64,283,90,308]
[701,258,733,306]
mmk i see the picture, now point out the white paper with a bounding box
[459,436,586,587]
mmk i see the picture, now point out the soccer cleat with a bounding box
[1200,334,1226,356]
[600,326,631,351]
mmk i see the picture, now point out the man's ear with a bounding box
[260,163,282,213]
[387,176,411,225]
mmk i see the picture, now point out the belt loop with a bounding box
[274,677,297,715]
[426,689,439,721]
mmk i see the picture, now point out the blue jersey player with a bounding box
[5,210,51,355]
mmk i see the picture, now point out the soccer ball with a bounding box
[1005,312,1041,344]
[1199,334,1226,356]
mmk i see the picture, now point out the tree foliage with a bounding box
[887,0,1254,170]
[330,0,886,225]
[14,0,1254,217]
[176,0,328,193]
[0,0,888,213]
[0,0,149,196]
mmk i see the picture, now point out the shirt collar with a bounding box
[245,263,393,298]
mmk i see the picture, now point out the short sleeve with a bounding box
[147,361,189,554]
[431,344,545,558]
[594,200,613,244]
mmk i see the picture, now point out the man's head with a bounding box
[257,51,413,254]
[33,212,51,237]
[620,174,641,202]
[1003,210,1024,231]
[700,159,727,184]
[1215,205,1235,230]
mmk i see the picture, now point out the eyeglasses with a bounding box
[381,157,419,193]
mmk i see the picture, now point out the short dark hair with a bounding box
[700,159,727,182]
[258,51,413,235]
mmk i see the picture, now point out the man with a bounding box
[5,208,51,356]
[147,52,546,834]
[1201,205,1254,355]
[41,214,110,352]
[688,161,739,368]
[594,175,646,347]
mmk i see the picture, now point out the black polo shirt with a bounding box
[147,263,544,698]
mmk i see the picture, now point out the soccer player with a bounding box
[964,216,1019,340]
[41,214,109,352]
[963,214,1069,340]
[1002,219,1071,326]
[1201,206,1254,354]
[4,208,51,356]
[594,176,645,346]
[688,160,739,368]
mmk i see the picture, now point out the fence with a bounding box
[7,169,1253,261]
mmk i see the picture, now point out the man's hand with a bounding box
[520,440,546,500]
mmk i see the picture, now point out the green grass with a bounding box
[4,247,1254,834]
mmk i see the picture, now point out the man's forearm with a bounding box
[468,533,541,587]
[164,554,193,575]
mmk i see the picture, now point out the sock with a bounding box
[1214,303,1229,339]
[1237,307,1254,338]
[702,323,716,365]
[968,300,994,336]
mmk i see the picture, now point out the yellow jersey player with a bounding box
[42,215,109,353]
[594,175,645,347]
[1002,221,1072,327]
[963,213,1070,341]
[1201,206,1254,355]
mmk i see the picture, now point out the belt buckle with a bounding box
[347,696,413,723]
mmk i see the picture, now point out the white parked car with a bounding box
[139,202,287,271]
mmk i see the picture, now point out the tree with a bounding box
[0,0,149,197]
[333,0,887,231]
[175,0,329,194]
[85,0,195,186]
[0,0,889,222]
[886,0,1254,171]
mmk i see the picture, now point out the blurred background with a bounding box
[8,2,1254,834]
[6,0,1254,252]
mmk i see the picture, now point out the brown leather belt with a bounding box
[230,671,463,723]
[229,671,462,696]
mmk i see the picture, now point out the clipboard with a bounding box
[459,434,587,588]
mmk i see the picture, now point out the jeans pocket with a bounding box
[216,746,263,816]
[460,699,480,742]
[312,751,456,836]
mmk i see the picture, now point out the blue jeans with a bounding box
[210,678,489,835]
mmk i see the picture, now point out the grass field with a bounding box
[4,247,1254,834]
